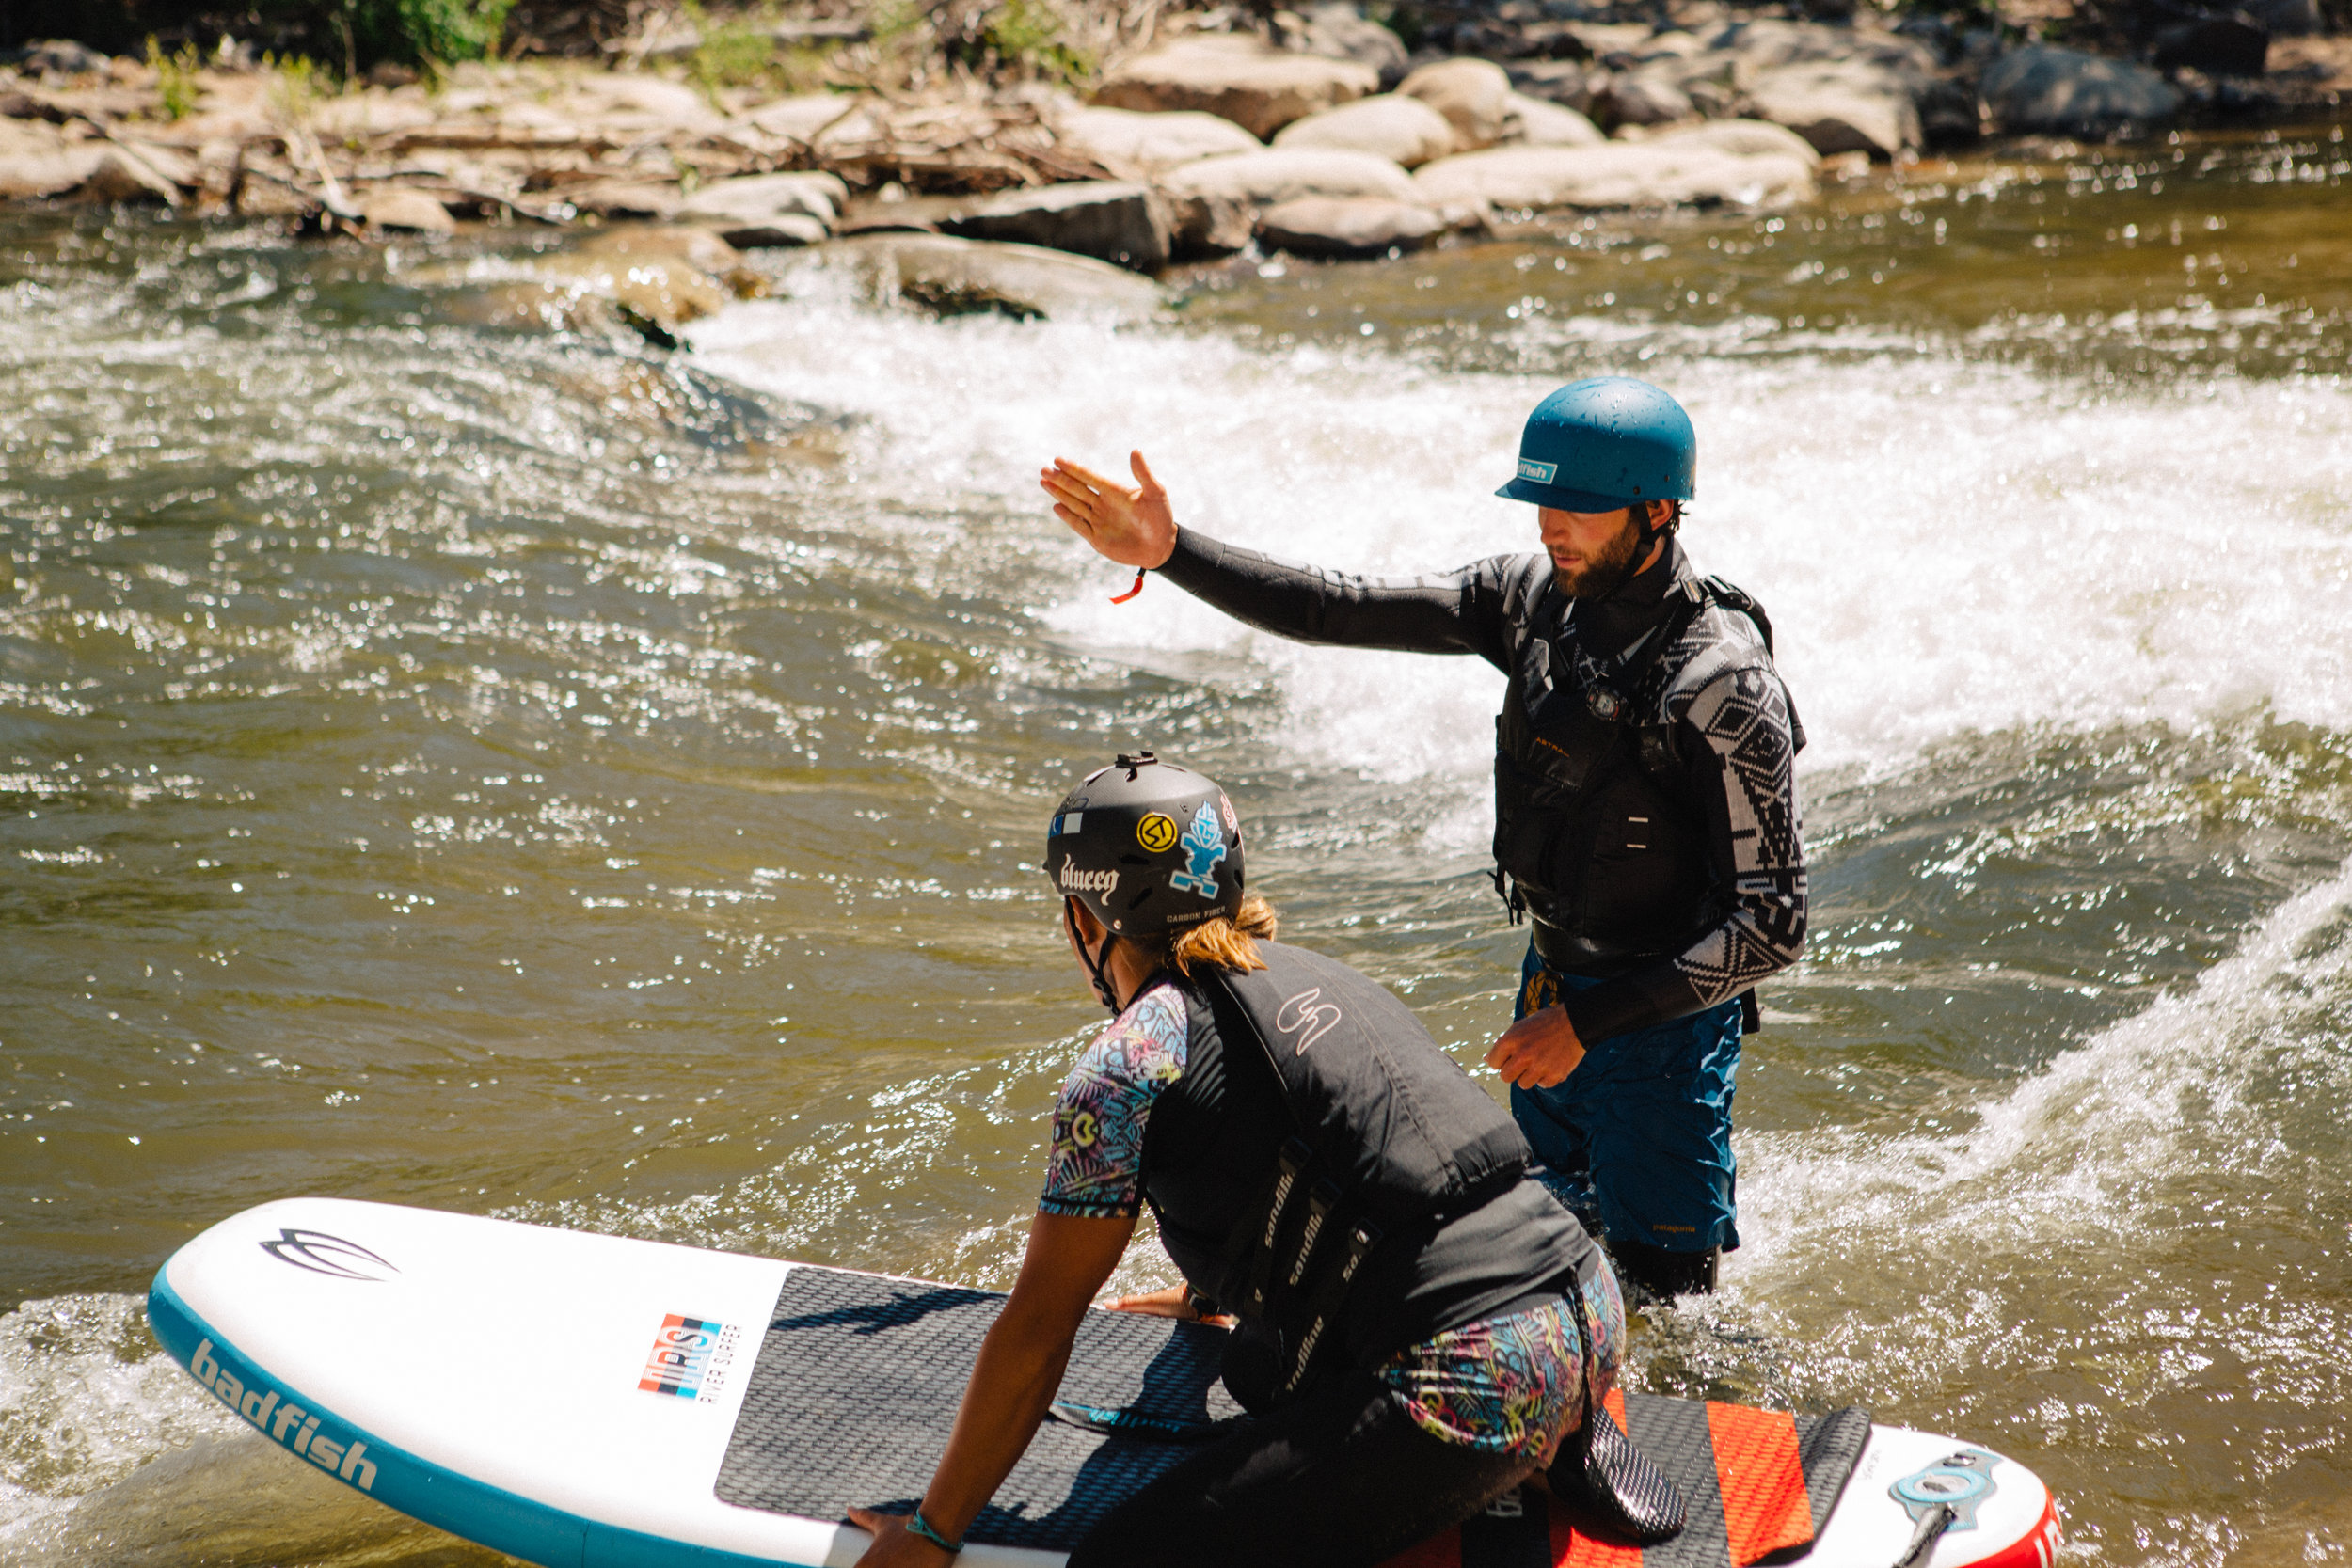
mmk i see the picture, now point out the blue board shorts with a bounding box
[1509,943,1742,1256]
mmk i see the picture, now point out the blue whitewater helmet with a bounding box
[1495,377,1696,514]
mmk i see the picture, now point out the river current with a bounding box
[3,124,2349,1566]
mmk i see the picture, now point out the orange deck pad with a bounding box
[1706,1401,1815,1565]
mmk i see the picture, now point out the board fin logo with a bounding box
[260,1228,398,1282]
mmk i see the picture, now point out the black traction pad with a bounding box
[715,1265,1873,1563]
[715,1265,1239,1551]
[1622,1396,1872,1568]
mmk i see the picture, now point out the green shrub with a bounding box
[263,51,324,119]
[981,0,1089,79]
[146,36,201,118]
[690,10,779,91]
[376,0,514,63]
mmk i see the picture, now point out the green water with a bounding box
[3,119,2350,1565]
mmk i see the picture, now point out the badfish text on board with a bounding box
[189,1338,378,1491]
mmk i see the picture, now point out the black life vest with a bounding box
[1137,942,1561,1406]
[1492,574,1797,972]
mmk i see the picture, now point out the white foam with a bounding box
[1737,859,2352,1275]
[695,299,2352,800]
[0,1293,246,1549]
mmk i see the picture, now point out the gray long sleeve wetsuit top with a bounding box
[1156,526,1808,1045]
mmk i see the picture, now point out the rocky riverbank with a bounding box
[3,1,2346,330]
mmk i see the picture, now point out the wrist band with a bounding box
[906,1507,963,1554]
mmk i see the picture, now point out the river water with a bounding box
[3,122,2349,1566]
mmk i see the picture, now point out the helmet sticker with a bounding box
[1050,812,1083,837]
[1218,793,1237,833]
[1518,458,1559,483]
[1168,801,1227,899]
[1058,860,1119,895]
[1135,813,1180,853]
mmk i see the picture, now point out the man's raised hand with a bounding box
[1041,451,1177,570]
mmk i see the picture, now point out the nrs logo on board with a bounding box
[189,1338,377,1491]
[639,1312,739,1402]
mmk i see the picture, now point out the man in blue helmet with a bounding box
[1040,378,1806,1302]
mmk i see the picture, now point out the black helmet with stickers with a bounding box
[1045,752,1245,939]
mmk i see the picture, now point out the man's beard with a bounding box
[1554,515,1644,598]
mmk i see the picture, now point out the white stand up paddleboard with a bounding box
[150,1198,2060,1568]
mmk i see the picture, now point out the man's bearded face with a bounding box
[1537,506,1645,598]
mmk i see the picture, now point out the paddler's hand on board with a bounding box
[1486,1005,1586,1090]
[847,1506,956,1567]
[1041,451,1177,570]
[1105,1284,1236,1327]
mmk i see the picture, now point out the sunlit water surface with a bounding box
[2,121,2349,1567]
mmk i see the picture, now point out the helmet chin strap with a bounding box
[1585,501,1677,604]
[1068,897,1124,1013]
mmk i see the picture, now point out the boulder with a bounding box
[1167,191,1255,258]
[1285,4,1411,87]
[587,224,743,261]
[556,75,728,136]
[234,170,317,218]
[740,93,868,142]
[1256,196,1442,258]
[1162,148,1420,206]
[1600,71,1694,126]
[679,171,847,247]
[1505,92,1606,147]
[16,39,109,76]
[309,89,440,139]
[2240,0,2321,35]
[1979,46,2182,138]
[0,90,67,122]
[808,233,1163,321]
[1508,59,1601,115]
[1917,77,1984,145]
[704,212,829,248]
[2149,14,2271,77]
[1397,57,1516,151]
[939,180,1171,272]
[1745,60,1922,158]
[1664,119,1822,162]
[1272,93,1457,167]
[361,188,455,232]
[1094,36,1377,139]
[116,139,198,188]
[567,180,683,219]
[406,251,729,339]
[1710,19,1937,79]
[1568,23,1657,62]
[77,145,182,205]
[0,122,171,202]
[1412,121,1816,210]
[1052,106,1263,174]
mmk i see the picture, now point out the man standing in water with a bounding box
[1040,378,1806,1301]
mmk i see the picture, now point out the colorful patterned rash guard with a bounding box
[1039,984,1618,1458]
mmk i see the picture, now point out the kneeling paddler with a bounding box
[850,752,1681,1568]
